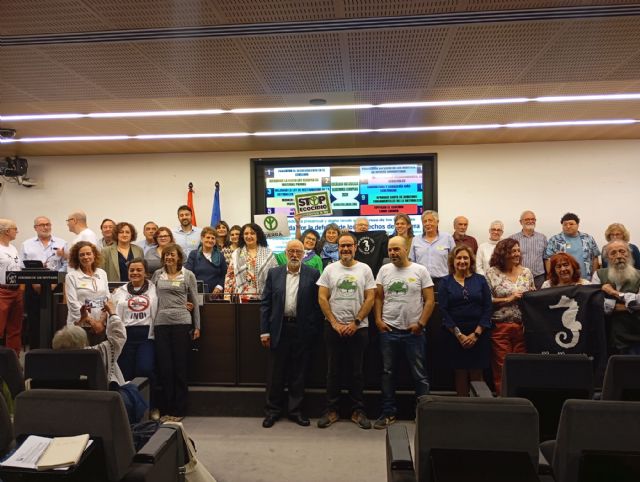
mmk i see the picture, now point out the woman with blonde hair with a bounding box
[602,223,640,269]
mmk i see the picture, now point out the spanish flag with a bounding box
[187,182,197,226]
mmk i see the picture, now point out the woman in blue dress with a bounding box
[438,245,492,396]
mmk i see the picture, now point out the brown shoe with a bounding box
[351,410,372,430]
[317,411,339,428]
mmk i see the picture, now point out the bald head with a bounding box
[354,217,369,233]
[66,211,88,234]
[453,216,469,236]
[286,239,304,271]
[388,235,410,267]
[519,211,537,232]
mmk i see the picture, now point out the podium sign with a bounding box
[6,271,63,284]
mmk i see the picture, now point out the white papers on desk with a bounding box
[0,434,90,471]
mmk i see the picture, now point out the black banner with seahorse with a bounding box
[521,285,608,382]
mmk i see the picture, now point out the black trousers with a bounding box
[324,322,369,413]
[265,322,311,417]
[154,324,191,416]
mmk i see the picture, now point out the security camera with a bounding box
[0,156,28,176]
[0,128,17,139]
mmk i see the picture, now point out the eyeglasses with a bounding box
[287,249,304,255]
[339,243,354,248]
[66,218,75,222]
[35,223,52,228]
[521,218,536,222]
[157,235,171,239]
[462,287,469,301]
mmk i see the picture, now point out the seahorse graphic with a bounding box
[548,295,582,349]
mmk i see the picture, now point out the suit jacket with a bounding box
[101,244,144,282]
[260,263,322,349]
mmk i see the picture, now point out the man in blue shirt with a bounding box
[173,205,201,257]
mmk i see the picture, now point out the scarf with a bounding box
[302,249,316,263]
[321,242,339,262]
[127,280,149,296]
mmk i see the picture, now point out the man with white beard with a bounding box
[592,240,640,355]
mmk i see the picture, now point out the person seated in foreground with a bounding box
[52,300,126,386]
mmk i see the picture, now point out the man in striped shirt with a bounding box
[509,210,547,289]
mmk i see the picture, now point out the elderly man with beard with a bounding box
[260,239,322,428]
[593,240,640,355]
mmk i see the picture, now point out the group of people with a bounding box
[1,206,639,429]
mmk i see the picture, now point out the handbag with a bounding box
[163,421,217,482]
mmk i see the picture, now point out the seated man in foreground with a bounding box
[52,300,127,386]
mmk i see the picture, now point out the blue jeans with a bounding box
[380,328,430,416]
[118,326,155,381]
[118,325,156,407]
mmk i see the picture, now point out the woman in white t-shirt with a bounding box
[112,258,158,384]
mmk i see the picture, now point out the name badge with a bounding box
[437,246,445,251]
[172,281,181,287]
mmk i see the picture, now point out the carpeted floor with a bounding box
[182,416,415,482]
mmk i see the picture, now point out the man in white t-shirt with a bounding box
[65,210,98,249]
[373,236,435,429]
[317,233,376,429]
[0,218,24,354]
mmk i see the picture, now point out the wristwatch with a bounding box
[354,318,362,326]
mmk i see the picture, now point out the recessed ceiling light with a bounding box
[2,93,639,122]
[1,118,635,143]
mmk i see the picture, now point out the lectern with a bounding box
[6,269,64,349]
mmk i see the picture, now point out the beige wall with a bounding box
[2,139,638,251]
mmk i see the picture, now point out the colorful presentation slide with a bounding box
[264,163,423,217]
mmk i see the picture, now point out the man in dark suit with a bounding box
[260,239,322,428]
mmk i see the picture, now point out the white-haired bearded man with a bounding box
[593,240,640,355]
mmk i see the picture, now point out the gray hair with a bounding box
[421,210,439,222]
[69,211,87,223]
[0,219,15,235]
[490,220,504,230]
[52,325,89,350]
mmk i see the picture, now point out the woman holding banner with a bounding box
[541,253,589,288]
[485,238,535,394]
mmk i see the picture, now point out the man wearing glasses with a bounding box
[21,216,68,348]
[317,233,376,429]
[260,239,322,428]
[21,216,67,271]
[0,219,23,354]
[66,210,98,249]
[510,210,548,289]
